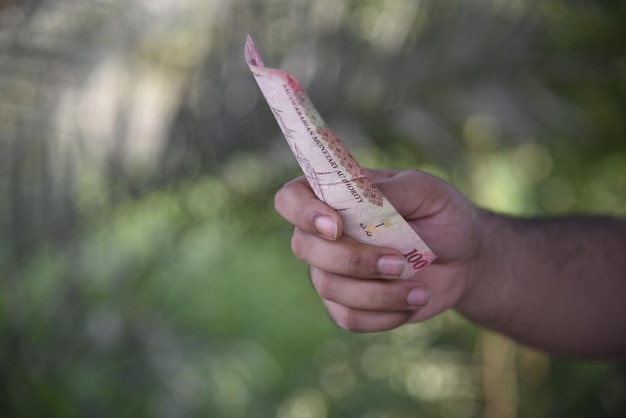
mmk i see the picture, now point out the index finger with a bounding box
[274,176,344,241]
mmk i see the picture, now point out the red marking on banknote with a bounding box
[285,74,304,93]
[245,35,264,67]
[318,127,384,207]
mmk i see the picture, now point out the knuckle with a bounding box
[378,287,402,308]
[290,230,308,261]
[311,274,334,300]
[273,187,286,215]
[342,250,362,276]
[334,309,362,333]
[406,169,427,181]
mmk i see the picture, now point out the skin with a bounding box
[274,169,626,359]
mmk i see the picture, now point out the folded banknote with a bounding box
[245,35,436,278]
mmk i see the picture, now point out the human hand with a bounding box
[274,169,483,332]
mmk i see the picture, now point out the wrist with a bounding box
[455,209,511,327]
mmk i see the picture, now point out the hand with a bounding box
[274,169,484,332]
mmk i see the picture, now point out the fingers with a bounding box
[373,170,449,219]
[362,168,399,183]
[274,176,343,241]
[275,169,473,333]
[276,174,413,279]
[274,170,447,242]
[324,300,415,333]
[310,267,430,332]
[292,228,407,279]
[311,267,430,310]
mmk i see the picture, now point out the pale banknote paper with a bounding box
[245,35,436,278]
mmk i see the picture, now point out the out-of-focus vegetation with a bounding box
[1,0,625,417]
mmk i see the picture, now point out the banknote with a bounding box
[245,35,436,278]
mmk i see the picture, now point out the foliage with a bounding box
[0,0,625,417]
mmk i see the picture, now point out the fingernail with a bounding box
[407,285,430,307]
[377,255,406,278]
[314,216,337,240]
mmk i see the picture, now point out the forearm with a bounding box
[457,210,626,358]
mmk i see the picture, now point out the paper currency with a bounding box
[245,35,436,278]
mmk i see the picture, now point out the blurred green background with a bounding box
[1,0,625,417]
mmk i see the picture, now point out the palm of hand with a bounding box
[369,169,482,323]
